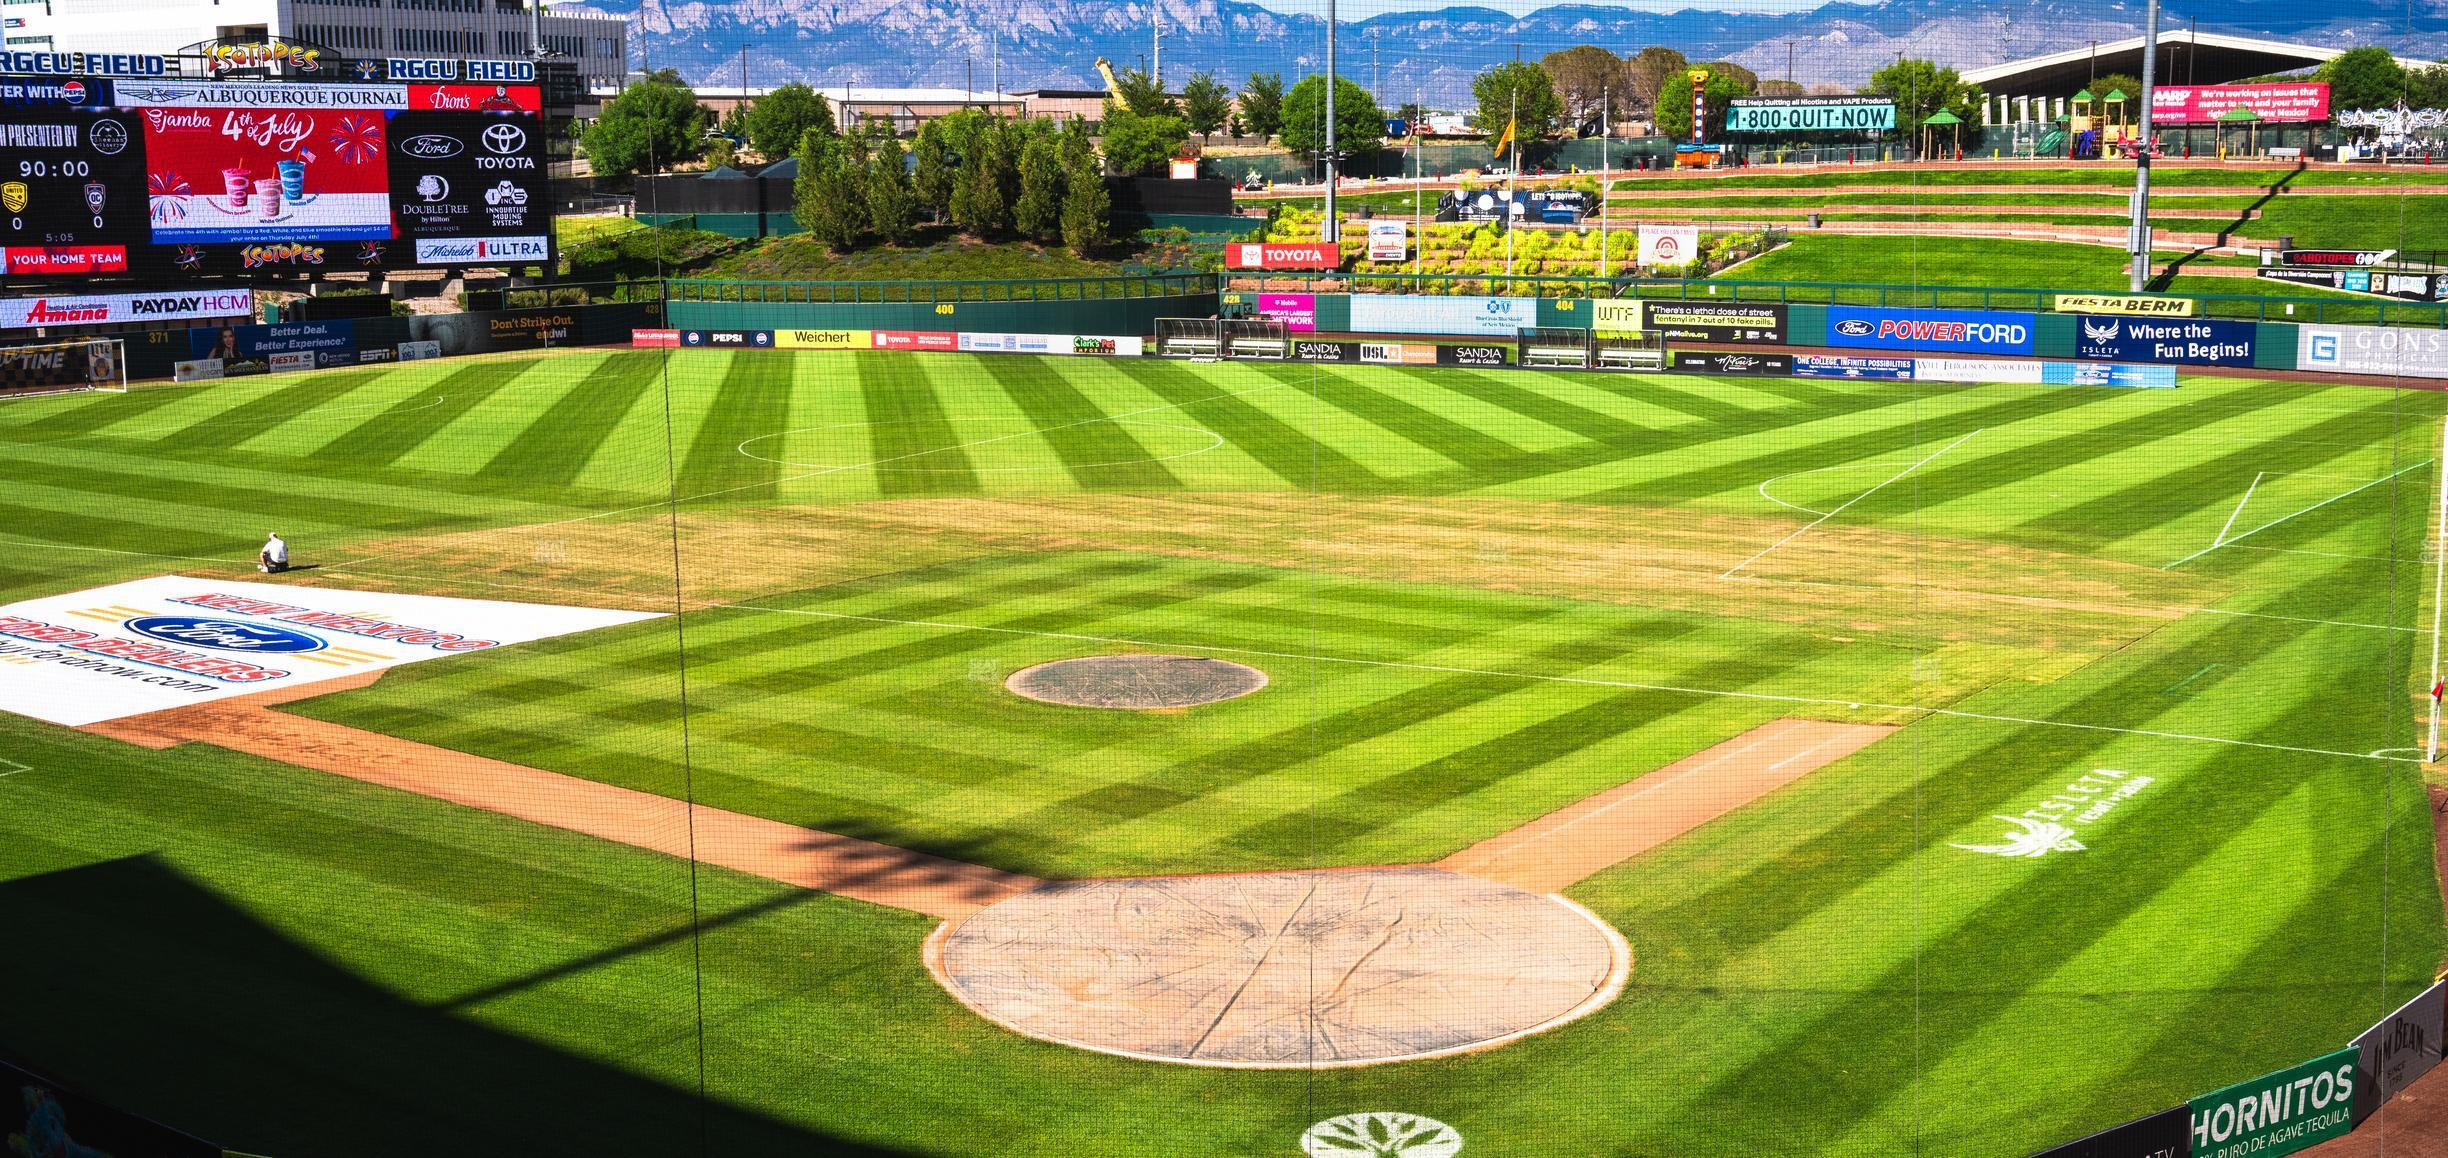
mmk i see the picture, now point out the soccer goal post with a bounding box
[0,337,128,397]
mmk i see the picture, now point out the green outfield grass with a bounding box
[0,349,2440,1157]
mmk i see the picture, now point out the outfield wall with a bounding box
[663,292,1220,340]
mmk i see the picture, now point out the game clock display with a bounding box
[0,74,550,278]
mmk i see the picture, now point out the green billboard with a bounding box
[2188,1046,2359,1158]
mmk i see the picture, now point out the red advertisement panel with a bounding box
[1227,242,1341,270]
[872,330,959,350]
[406,84,543,114]
[3,245,127,274]
[2149,83,2331,124]
[137,105,392,244]
[631,328,681,348]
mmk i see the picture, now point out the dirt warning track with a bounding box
[1440,718,1897,892]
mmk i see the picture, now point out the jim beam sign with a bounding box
[2055,294,2196,318]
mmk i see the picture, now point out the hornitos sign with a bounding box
[1725,97,1896,133]
[2055,294,2195,317]
[2188,1047,2358,1158]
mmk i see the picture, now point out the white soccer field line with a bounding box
[1721,429,1982,579]
[2164,459,2434,569]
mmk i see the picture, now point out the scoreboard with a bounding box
[0,73,552,278]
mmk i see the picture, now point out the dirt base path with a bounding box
[86,684,1039,920]
[1441,718,1896,893]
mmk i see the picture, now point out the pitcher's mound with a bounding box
[926,867,1628,1067]
[1005,654,1267,709]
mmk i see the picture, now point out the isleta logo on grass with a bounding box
[1952,769,2152,858]
[1301,1113,1462,1157]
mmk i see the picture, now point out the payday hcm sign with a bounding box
[2189,1047,2358,1158]
[2076,315,2258,366]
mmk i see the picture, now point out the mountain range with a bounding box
[573,0,2448,105]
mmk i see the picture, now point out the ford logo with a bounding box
[400,134,463,158]
[1833,319,1876,337]
[123,616,327,654]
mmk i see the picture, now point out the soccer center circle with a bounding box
[1005,654,1269,709]
[926,867,1630,1067]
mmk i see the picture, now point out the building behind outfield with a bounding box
[3,0,627,93]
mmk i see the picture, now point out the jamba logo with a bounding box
[1301,1113,1463,1157]
[1951,816,2086,858]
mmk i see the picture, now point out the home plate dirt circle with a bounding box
[1005,654,1268,709]
[925,867,1630,1067]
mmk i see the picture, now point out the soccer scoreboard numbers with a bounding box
[0,73,552,277]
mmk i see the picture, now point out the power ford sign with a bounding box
[2076,315,2257,366]
[122,616,328,654]
[1826,307,2035,355]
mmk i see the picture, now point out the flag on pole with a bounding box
[2431,679,2442,700]
[1491,115,1516,156]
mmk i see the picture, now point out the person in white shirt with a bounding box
[259,532,290,574]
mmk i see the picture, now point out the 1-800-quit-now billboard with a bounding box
[0,73,551,277]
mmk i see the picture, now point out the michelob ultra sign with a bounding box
[1726,97,1896,133]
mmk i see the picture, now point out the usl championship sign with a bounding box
[0,577,659,726]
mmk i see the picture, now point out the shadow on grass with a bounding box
[0,855,921,1158]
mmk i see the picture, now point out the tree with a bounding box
[744,81,835,161]
[1540,45,1627,131]
[2411,64,2448,111]
[1651,66,1750,141]
[1238,72,1285,138]
[1397,101,1431,126]
[2319,46,2407,111]
[1280,74,1386,159]
[1014,133,1065,241]
[1696,60,1759,93]
[911,122,954,221]
[1110,66,1179,118]
[1868,58,1984,142]
[578,77,706,178]
[953,123,1012,236]
[865,136,914,244]
[1182,72,1233,142]
[1622,46,1689,115]
[1100,103,1189,175]
[717,102,750,143]
[1060,155,1110,254]
[793,129,865,251]
[1757,79,1806,99]
[1473,61,1564,148]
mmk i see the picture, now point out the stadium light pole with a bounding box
[1323,0,1338,243]
[2128,0,2161,293]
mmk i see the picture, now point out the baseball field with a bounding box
[0,346,2441,1156]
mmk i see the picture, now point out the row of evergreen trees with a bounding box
[790,110,1113,254]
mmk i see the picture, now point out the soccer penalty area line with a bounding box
[728,601,2411,765]
[2164,459,2433,569]
[1721,429,1983,580]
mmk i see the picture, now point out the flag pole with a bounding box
[1505,90,1517,277]
[1599,90,1611,280]
[2430,414,2448,763]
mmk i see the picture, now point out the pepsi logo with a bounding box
[123,616,327,654]
[60,80,85,104]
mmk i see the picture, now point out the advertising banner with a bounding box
[2044,362,2180,388]
[2189,1047,2358,1158]
[396,339,441,360]
[188,318,357,370]
[0,287,251,330]
[2029,1106,2190,1158]
[1255,292,1319,331]
[1725,97,1896,133]
[1637,224,1700,267]
[631,327,681,348]
[1436,343,1508,367]
[2074,315,2256,366]
[1590,300,1641,334]
[1670,350,1793,376]
[1348,294,1539,338]
[1225,241,1338,270]
[0,576,659,727]
[2055,294,2195,317]
[2298,323,2448,378]
[171,357,223,382]
[1794,354,1914,379]
[136,104,396,244]
[2351,980,2445,1124]
[1358,341,1435,365]
[1293,339,1357,362]
[1828,307,2035,355]
[2278,249,2396,268]
[1914,357,2046,384]
[1366,219,1408,262]
[957,331,1059,354]
[775,328,871,350]
[2150,83,2331,124]
[2259,269,2348,292]
[0,340,114,394]
[872,329,958,351]
[1638,300,1787,344]
[1070,335,1145,356]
